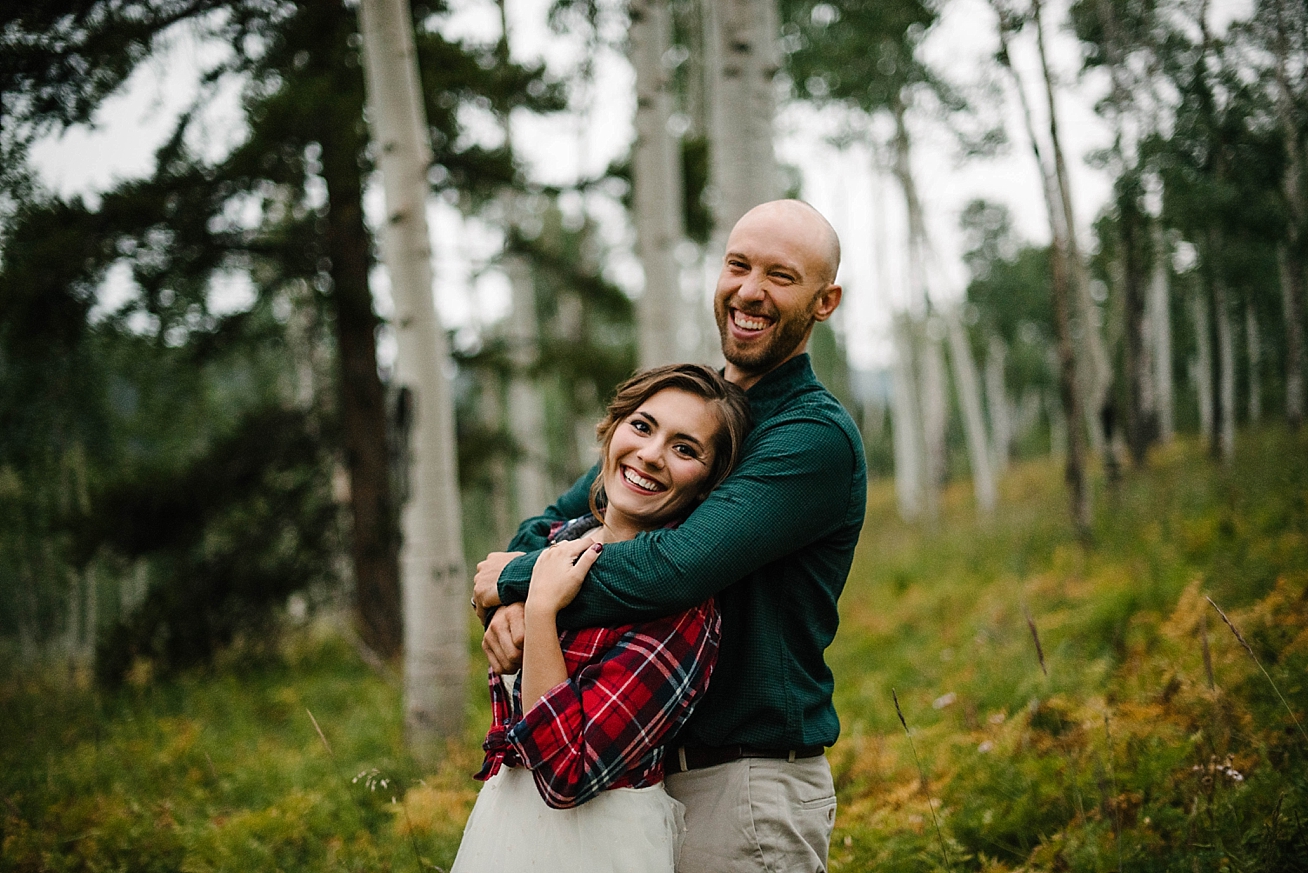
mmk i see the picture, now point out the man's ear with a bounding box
[812,284,842,322]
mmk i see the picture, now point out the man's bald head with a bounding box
[714,199,845,388]
[735,199,842,287]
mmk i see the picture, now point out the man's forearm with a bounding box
[551,420,860,628]
[498,465,597,604]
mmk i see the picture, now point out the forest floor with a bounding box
[3,428,1307,872]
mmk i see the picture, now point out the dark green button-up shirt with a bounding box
[498,354,867,749]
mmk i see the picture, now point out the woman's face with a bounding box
[601,388,719,534]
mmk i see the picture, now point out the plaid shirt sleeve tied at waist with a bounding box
[475,598,720,810]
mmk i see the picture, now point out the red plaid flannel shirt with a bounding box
[475,600,720,810]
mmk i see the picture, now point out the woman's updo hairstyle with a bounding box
[588,363,751,519]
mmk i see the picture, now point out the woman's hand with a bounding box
[525,538,603,617]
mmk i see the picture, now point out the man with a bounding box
[473,199,867,873]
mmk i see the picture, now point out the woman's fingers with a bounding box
[569,541,603,577]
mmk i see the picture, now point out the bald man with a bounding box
[474,200,867,873]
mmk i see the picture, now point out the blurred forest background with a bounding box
[2,0,1307,870]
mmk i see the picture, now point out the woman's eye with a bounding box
[630,419,650,433]
[674,444,698,458]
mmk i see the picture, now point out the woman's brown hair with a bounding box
[588,364,751,519]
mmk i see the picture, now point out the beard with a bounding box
[714,294,819,375]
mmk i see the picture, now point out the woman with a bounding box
[452,363,751,873]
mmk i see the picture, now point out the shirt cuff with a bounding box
[497,550,541,605]
[506,679,583,771]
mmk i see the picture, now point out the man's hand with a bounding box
[473,551,523,610]
[482,602,526,674]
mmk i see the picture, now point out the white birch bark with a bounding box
[358,0,466,756]
[705,0,780,235]
[891,316,924,520]
[631,0,686,367]
[920,323,948,521]
[986,335,1012,473]
[945,310,996,513]
[1149,221,1175,441]
[889,97,995,516]
[1032,0,1111,458]
[1191,290,1214,440]
[504,255,553,518]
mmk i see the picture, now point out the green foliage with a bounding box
[0,631,490,872]
[828,428,1308,871]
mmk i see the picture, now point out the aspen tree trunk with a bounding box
[1119,184,1154,465]
[890,95,996,516]
[920,324,948,523]
[505,255,552,518]
[631,0,686,367]
[1033,0,1111,460]
[1191,289,1214,441]
[1150,221,1175,441]
[891,316,925,520]
[1246,305,1262,424]
[1280,247,1306,428]
[993,4,1089,534]
[945,310,996,513]
[492,0,551,517]
[705,0,780,235]
[320,78,403,661]
[1271,0,1307,429]
[1211,258,1236,463]
[358,0,466,757]
[986,336,1012,473]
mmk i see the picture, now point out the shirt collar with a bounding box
[744,353,817,420]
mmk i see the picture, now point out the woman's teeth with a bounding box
[624,467,662,491]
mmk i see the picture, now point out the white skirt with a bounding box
[451,766,686,873]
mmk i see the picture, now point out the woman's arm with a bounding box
[520,538,603,707]
[506,601,721,810]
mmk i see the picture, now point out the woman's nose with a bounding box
[635,442,665,468]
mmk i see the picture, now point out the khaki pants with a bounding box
[664,755,836,873]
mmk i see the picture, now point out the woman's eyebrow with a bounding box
[671,431,706,450]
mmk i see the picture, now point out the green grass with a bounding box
[3,428,1306,871]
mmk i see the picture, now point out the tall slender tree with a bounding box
[630,0,687,367]
[358,0,467,753]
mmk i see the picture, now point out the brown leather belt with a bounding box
[671,744,826,772]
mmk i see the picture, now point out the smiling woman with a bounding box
[451,363,751,873]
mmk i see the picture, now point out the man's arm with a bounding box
[498,416,858,627]
[505,466,598,552]
[475,466,598,612]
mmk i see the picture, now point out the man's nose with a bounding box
[736,270,767,301]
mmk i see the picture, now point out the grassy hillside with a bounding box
[2,429,1305,871]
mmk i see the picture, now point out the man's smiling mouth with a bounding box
[732,310,773,332]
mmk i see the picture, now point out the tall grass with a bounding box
[827,428,1308,870]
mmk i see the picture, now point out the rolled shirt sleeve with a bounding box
[504,601,720,809]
